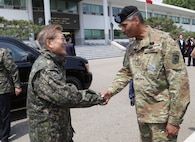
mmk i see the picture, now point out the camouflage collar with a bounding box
[135,26,152,51]
[41,49,66,65]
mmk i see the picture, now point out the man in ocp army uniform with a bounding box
[27,25,105,142]
[102,6,190,142]
[0,48,22,142]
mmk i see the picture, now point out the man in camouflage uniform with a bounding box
[27,25,105,142]
[0,48,22,142]
[102,6,190,142]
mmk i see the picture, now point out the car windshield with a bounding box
[0,42,28,62]
[23,40,42,53]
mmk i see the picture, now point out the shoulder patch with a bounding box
[172,52,180,64]
[49,70,62,80]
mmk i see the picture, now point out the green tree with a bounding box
[182,31,195,40]
[145,17,184,39]
[163,0,195,10]
[0,17,44,41]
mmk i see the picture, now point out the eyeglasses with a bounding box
[48,37,66,42]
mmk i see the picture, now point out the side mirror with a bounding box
[27,52,36,63]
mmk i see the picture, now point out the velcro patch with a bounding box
[172,52,180,64]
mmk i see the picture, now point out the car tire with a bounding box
[66,76,83,90]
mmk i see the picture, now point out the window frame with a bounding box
[0,41,28,62]
[83,3,103,15]
[84,29,105,40]
[182,17,190,24]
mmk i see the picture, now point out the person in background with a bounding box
[0,48,22,142]
[65,35,76,56]
[191,37,195,58]
[187,37,195,66]
[178,34,186,62]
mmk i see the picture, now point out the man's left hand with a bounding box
[166,123,180,137]
[15,88,22,96]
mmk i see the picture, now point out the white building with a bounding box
[0,0,195,45]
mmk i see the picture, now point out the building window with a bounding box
[192,19,195,25]
[83,3,103,15]
[114,30,126,39]
[67,1,77,13]
[35,0,78,13]
[182,18,190,24]
[0,0,26,9]
[57,0,66,11]
[33,0,43,10]
[170,16,180,23]
[140,11,152,19]
[83,3,90,14]
[154,13,167,18]
[84,29,105,39]
[107,7,110,16]
[0,0,4,7]
[112,7,122,16]
[50,0,56,11]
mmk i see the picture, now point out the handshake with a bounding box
[67,83,112,108]
[80,89,112,106]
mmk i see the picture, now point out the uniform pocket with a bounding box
[143,46,164,80]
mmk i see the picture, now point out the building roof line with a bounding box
[136,0,195,14]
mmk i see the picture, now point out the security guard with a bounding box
[0,48,22,142]
[102,6,190,142]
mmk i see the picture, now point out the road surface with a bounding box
[9,57,195,142]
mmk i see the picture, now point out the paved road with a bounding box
[75,45,124,60]
[9,57,195,142]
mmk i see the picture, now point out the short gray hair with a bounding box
[37,24,63,49]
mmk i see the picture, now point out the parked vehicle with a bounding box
[0,36,92,110]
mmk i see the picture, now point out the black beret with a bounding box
[114,6,139,24]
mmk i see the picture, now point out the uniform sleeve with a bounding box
[3,50,21,88]
[107,51,132,96]
[163,37,190,126]
[33,69,103,107]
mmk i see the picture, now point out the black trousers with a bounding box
[188,56,195,66]
[0,93,10,142]
[181,52,185,63]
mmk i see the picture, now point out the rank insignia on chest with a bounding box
[172,52,180,64]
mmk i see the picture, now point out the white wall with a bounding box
[181,24,192,31]
[0,9,29,20]
[83,15,105,29]
[84,39,106,45]
[191,25,195,32]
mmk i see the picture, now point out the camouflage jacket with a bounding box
[27,49,103,142]
[108,26,190,126]
[0,48,20,94]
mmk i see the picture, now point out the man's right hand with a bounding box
[15,88,22,96]
[101,91,112,105]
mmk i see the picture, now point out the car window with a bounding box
[0,42,28,62]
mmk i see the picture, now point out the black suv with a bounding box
[0,36,92,109]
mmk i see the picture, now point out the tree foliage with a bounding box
[145,17,185,39]
[182,31,195,40]
[0,17,44,41]
[163,0,195,10]
[145,17,195,39]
